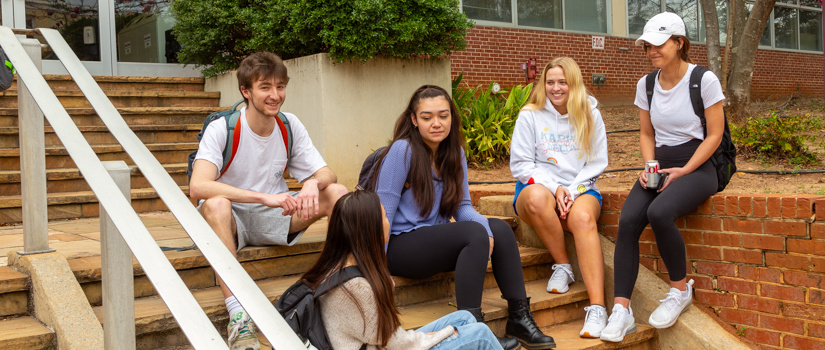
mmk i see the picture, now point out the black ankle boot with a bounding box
[464,308,522,350]
[505,297,556,349]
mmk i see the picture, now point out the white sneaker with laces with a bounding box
[227,310,261,350]
[600,304,636,343]
[649,279,694,329]
[546,263,574,293]
[580,304,607,338]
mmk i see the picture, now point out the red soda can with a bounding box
[645,160,661,189]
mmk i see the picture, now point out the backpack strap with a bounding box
[689,65,709,138]
[219,100,246,177]
[645,70,658,111]
[314,266,363,297]
[276,112,293,166]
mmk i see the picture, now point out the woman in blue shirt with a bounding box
[373,85,555,350]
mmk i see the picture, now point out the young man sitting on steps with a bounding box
[189,51,348,350]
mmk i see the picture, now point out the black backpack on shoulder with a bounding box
[645,65,737,192]
[275,266,365,350]
[356,146,411,192]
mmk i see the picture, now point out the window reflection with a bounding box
[463,0,512,23]
[28,0,101,61]
[116,0,179,63]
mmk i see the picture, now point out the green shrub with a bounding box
[731,111,825,166]
[452,74,532,166]
[171,0,473,77]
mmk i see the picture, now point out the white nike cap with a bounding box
[635,12,686,46]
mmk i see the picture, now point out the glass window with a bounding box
[773,6,799,49]
[628,0,662,35]
[799,9,822,51]
[32,0,101,62]
[566,0,608,32]
[518,0,562,28]
[800,0,821,8]
[115,1,178,63]
[463,0,513,23]
[666,0,701,41]
[713,0,729,43]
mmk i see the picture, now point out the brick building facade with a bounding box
[451,25,824,106]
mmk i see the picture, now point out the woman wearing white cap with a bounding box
[600,12,725,343]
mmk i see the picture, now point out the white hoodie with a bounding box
[510,96,608,201]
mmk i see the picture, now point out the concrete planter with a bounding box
[205,53,451,189]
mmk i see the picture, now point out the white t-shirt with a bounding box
[634,64,726,147]
[194,107,326,195]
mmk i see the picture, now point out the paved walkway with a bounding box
[0,211,189,266]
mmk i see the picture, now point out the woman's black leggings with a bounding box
[614,139,717,299]
[387,218,526,310]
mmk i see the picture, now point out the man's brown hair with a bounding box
[236,52,290,103]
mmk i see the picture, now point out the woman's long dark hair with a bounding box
[380,85,466,218]
[300,191,400,347]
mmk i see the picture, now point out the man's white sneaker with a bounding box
[227,310,261,350]
[600,304,636,343]
[546,263,574,293]
[649,279,694,329]
[580,305,607,338]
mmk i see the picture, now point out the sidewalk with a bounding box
[0,211,189,267]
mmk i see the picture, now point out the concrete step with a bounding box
[7,75,205,92]
[0,141,198,170]
[0,163,189,196]
[0,107,222,127]
[0,316,55,349]
[99,276,571,349]
[0,90,220,108]
[0,266,28,317]
[540,320,657,350]
[0,123,203,148]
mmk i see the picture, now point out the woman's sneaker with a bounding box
[580,305,607,338]
[649,279,694,329]
[600,304,636,343]
[546,263,574,293]
[227,310,261,350]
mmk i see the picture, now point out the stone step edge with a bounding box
[20,75,205,84]
[0,187,189,209]
[0,142,198,157]
[540,319,656,350]
[0,90,219,98]
[0,315,54,348]
[0,163,189,182]
[0,124,204,135]
[0,106,226,116]
[95,278,583,337]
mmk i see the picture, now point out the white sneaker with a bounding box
[546,263,574,293]
[600,304,636,343]
[649,279,694,329]
[227,310,261,350]
[580,305,607,338]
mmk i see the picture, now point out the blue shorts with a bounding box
[512,181,603,216]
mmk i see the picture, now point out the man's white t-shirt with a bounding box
[634,64,726,147]
[194,107,326,195]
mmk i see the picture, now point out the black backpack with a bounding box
[275,266,365,350]
[186,100,292,182]
[356,146,410,192]
[645,66,737,192]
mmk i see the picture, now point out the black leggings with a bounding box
[387,218,526,310]
[614,139,717,299]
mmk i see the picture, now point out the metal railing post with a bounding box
[17,37,52,254]
[100,161,136,350]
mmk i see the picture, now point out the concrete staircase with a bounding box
[0,212,657,349]
[0,75,218,223]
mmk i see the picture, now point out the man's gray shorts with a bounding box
[198,192,307,251]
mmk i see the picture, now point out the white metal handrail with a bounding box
[0,26,305,349]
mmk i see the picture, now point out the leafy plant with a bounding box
[452,74,533,166]
[171,0,473,77]
[736,326,747,336]
[731,111,825,166]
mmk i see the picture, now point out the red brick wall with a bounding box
[599,191,825,350]
[451,26,825,105]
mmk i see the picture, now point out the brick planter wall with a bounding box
[599,191,825,350]
[451,26,825,105]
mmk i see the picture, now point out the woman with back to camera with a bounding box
[373,85,557,350]
[304,190,503,350]
[600,12,725,343]
[510,57,609,339]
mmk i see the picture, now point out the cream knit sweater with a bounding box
[320,277,454,350]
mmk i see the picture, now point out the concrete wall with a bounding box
[205,53,451,189]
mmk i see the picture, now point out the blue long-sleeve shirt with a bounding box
[375,139,492,237]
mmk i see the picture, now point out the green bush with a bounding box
[731,111,825,166]
[171,0,473,77]
[452,74,533,166]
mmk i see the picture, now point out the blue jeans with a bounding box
[416,310,503,350]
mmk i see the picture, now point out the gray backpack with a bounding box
[0,48,14,91]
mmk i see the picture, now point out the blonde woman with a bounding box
[510,57,608,338]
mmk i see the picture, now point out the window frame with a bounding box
[459,0,613,35]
